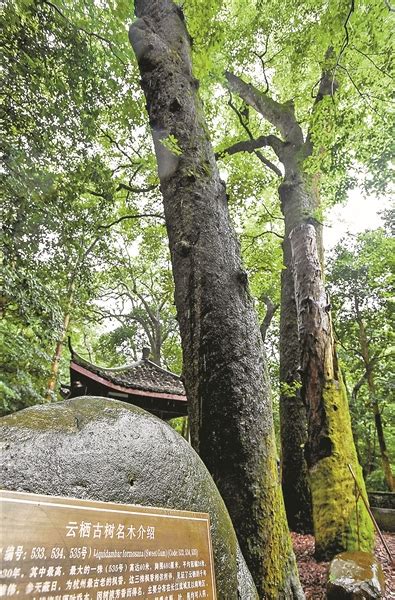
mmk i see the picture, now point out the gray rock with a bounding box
[327,551,385,599]
[371,508,395,532]
[0,397,258,599]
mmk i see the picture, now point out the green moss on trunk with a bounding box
[254,431,304,599]
[311,377,374,559]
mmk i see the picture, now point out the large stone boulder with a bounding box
[0,397,258,599]
[327,551,385,599]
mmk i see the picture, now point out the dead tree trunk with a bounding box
[129,2,303,597]
[289,220,373,558]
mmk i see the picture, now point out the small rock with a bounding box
[327,551,385,599]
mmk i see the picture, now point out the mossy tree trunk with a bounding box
[129,2,303,597]
[289,219,374,558]
[226,69,374,559]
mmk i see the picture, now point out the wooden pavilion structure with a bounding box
[65,345,187,420]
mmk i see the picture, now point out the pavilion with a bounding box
[65,344,188,420]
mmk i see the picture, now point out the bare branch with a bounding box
[98,213,165,229]
[252,37,270,94]
[216,134,281,165]
[332,0,355,93]
[351,46,393,79]
[100,129,140,166]
[338,64,383,117]
[85,188,111,200]
[242,229,284,253]
[254,151,283,176]
[228,93,254,140]
[116,182,159,194]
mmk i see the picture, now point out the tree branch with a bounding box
[332,0,355,92]
[306,47,338,152]
[116,182,159,194]
[225,94,282,175]
[252,36,270,94]
[225,71,304,145]
[215,135,282,176]
[351,46,393,79]
[98,213,165,229]
[100,129,140,166]
[242,229,284,253]
[338,64,382,116]
[254,151,283,177]
[260,296,279,342]
[351,372,367,403]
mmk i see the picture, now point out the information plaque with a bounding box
[0,490,217,600]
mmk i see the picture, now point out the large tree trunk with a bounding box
[129,2,303,597]
[289,208,374,558]
[279,234,313,533]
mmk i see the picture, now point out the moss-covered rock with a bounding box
[0,397,258,599]
[327,551,385,599]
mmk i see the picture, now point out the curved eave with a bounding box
[71,362,187,403]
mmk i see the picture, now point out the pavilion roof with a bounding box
[70,350,185,398]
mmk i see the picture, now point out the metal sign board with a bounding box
[0,490,217,600]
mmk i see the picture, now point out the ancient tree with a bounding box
[225,68,374,558]
[129,1,303,597]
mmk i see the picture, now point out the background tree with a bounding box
[328,222,395,491]
[91,228,181,370]
[1,0,165,411]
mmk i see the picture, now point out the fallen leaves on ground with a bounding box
[292,531,395,599]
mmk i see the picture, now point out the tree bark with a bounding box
[129,2,303,597]
[279,235,313,533]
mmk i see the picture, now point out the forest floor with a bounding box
[292,531,395,599]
